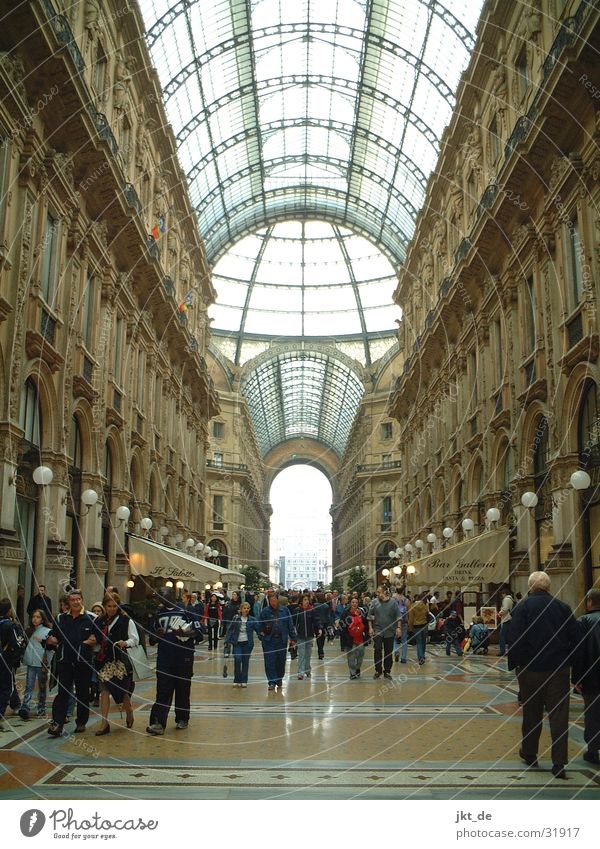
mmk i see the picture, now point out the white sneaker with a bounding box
[232,683,240,687]
[241,683,247,688]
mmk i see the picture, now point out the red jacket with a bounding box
[203,602,222,623]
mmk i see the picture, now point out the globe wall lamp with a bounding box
[404,542,414,555]
[82,488,100,516]
[214,581,223,589]
[174,534,183,547]
[415,539,424,552]
[392,564,402,575]
[521,491,538,509]
[185,538,195,550]
[33,465,53,486]
[126,578,135,589]
[116,505,130,527]
[205,583,211,590]
[486,507,500,527]
[461,517,474,535]
[571,470,591,490]
[159,526,169,539]
[381,568,390,577]
[426,532,437,549]
[442,527,454,542]
[175,580,184,590]
[140,517,153,535]
[165,580,174,588]
[406,565,417,575]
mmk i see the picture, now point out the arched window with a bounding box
[533,416,549,478]
[578,380,600,469]
[208,538,228,568]
[19,379,41,446]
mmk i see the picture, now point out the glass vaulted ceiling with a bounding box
[139,0,484,456]
[140,0,484,263]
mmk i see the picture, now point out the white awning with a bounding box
[127,535,243,584]
[406,529,509,587]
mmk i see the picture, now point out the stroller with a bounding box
[469,622,490,655]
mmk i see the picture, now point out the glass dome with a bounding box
[209,221,401,364]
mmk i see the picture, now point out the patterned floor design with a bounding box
[1,643,599,799]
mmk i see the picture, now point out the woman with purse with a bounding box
[225,601,260,687]
[93,594,139,735]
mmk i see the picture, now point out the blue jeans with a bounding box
[233,642,252,683]
[413,625,428,662]
[22,666,47,712]
[297,638,313,675]
[262,639,287,685]
[393,625,409,661]
[445,635,463,656]
[499,621,510,655]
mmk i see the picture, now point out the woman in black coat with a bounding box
[93,594,139,735]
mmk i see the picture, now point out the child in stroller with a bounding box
[469,616,489,654]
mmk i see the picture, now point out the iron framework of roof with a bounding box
[139,0,484,456]
[240,349,364,457]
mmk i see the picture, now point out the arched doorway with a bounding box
[270,465,332,590]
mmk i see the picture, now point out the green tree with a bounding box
[328,575,344,594]
[239,564,262,591]
[346,566,368,595]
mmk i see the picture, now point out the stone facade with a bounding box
[0,0,219,608]
[334,0,600,609]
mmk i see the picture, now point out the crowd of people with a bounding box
[0,576,599,779]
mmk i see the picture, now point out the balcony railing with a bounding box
[146,236,160,259]
[88,107,119,157]
[206,460,249,473]
[542,5,586,83]
[123,183,142,215]
[357,461,401,472]
[41,1,86,76]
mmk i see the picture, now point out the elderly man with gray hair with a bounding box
[508,571,578,779]
[572,587,600,766]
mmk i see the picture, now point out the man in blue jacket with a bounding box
[572,587,600,765]
[146,587,202,735]
[258,593,297,691]
[508,571,579,778]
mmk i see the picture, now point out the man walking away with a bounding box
[368,586,401,679]
[572,588,600,766]
[408,591,430,665]
[508,571,578,778]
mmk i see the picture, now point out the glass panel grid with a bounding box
[138,0,484,263]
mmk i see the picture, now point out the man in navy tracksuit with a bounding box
[146,588,202,735]
[258,594,297,691]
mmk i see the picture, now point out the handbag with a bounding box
[126,644,152,682]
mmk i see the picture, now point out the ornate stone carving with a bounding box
[0,51,27,102]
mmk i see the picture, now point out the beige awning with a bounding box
[407,529,509,587]
[127,535,242,584]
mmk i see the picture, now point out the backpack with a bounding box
[0,618,27,668]
[347,613,364,641]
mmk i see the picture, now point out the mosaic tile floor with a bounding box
[1,644,599,799]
